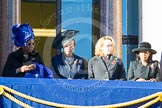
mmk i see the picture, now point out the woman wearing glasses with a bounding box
[2,23,53,78]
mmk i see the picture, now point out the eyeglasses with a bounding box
[26,42,35,46]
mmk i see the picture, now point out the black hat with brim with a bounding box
[52,30,79,48]
[132,42,157,54]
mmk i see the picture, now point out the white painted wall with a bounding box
[142,0,162,61]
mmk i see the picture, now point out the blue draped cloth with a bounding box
[0,78,161,108]
[24,63,53,78]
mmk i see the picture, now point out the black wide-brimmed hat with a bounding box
[132,42,157,54]
[52,30,79,48]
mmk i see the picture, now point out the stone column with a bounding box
[0,0,21,75]
[99,0,122,58]
[113,0,122,58]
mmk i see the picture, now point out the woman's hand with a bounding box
[27,64,36,70]
[136,78,157,82]
[148,78,157,82]
[17,64,36,73]
[136,78,146,82]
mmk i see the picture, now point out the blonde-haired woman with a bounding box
[88,36,126,80]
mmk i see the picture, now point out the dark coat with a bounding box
[128,60,161,81]
[2,48,43,77]
[51,53,88,79]
[88,55,126,80]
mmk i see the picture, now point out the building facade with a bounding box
[0,0,140,76]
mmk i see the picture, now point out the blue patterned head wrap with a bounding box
[12,23,35,47]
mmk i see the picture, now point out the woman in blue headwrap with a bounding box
[2,23,53,78]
